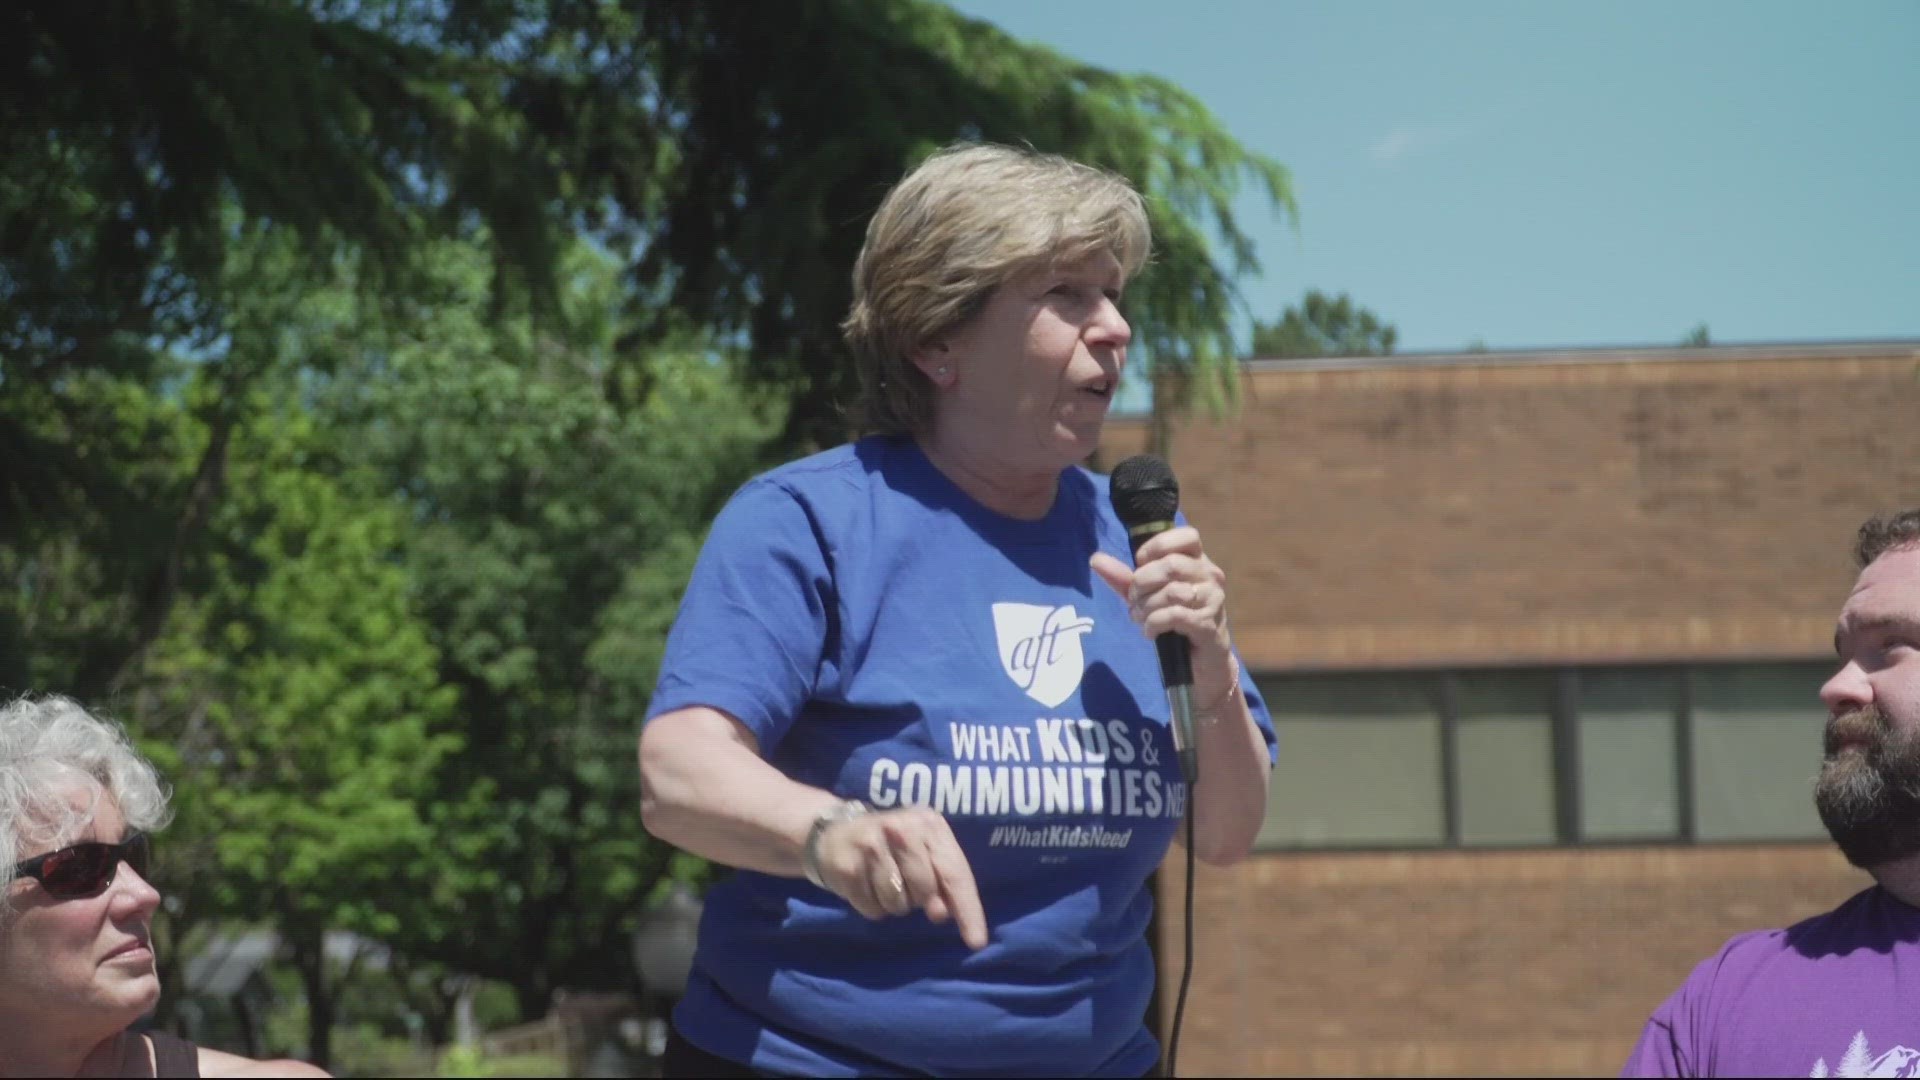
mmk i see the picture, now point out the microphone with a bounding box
[1108,454,1197,788]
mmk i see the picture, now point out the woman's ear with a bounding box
[910,342,954,388]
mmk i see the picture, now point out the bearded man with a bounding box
[1624,510,1920,1078]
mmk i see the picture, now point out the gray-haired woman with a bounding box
[0,694,328,1078]
[639,143,1278,1078]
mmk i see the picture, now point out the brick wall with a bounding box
[1103,344,1920,671]
[1105,345,1914,1075]
[1154,844,1869,1077]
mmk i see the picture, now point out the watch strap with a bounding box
[802,799,869,889]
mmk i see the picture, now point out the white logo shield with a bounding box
[992,602,1095,708]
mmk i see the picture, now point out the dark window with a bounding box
[1576,667,1682,841]
[1256,674,1446,849]
[1452,671,1558,847]
[1253,660,1834,851]
[1690,663,1831,842]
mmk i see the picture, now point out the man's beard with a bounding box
[1815,704,1920,869]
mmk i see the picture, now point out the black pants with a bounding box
[661,1029,777,1078]
[661,1026,1162,1078]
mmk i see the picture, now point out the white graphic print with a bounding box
[865,720,1189,839]
[992,602,1095,708]
[857,603,1190,852]
[1812,1032,1920,1077]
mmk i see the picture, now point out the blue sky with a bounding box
[945,0,1918,355]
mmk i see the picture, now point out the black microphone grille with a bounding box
[1109,454,1180,528]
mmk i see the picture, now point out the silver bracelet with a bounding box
[802,799,869,889]
[1196,660,1245,727]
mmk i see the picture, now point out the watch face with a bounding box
[804,801,869,888]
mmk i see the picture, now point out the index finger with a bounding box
[926,831,989,950]
[1133,526,1203,563]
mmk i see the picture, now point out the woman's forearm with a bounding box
[1185,654,1272,865]
[638,706,843,877]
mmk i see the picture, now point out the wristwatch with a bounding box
[802,799,869,889]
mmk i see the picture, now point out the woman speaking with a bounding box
[638,143,1277,1078]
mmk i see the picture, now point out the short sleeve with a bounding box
[1621,1013,1688,1078]
[1621,953,1718,1078]
[645,479,834,753]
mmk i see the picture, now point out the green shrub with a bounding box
[434,1046,568,1078]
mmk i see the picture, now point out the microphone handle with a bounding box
[1156,632,1199,788]
[1128,524,1200,788]
[1155,631,1192,686]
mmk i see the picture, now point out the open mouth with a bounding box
[1079,378,1115,400]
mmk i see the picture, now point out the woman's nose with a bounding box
[110,861,163,916]
[1088,296,1131,348]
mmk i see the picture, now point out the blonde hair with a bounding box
[842,143,1151,436]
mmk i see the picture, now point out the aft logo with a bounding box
[992,602,1094,708]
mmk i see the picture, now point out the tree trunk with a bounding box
[72,405,237,700]
[231,992,263,1058]
[510,777,582,1023]
[1148,368,1189,463]
[288,926,334,1069]
[779,375,846,456]
[417,979,460,1050]
[147,910,190,1031]
[391,957,464,1048]
[514,977,553,1029]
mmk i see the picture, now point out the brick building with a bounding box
[1098,340,1920,1076]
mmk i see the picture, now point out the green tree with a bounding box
[1682,323,1712,347]
[619,0,1295,448]
[310,238,779,1018]
[1249,290,1399,360]
[2,0,592,701]
[0,365,203,695]
[6,0,1295,698]
[0,214,346,702]
[4,0,1302,1043]
[3,0,1292,452]
[1,222,459,1067]
[130,389,459,1070]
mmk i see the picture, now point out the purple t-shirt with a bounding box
[1623,887,1920,1078]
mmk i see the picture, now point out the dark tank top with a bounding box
[147,1031,202,1078]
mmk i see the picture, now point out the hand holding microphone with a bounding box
[1092,455,1240,788]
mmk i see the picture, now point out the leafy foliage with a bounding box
[312,238,780,1013]
[1250,290,1398,360]
[1,0,1295,1061]
[130,380,459,1064]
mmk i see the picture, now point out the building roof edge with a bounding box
[1240,338,1920,374]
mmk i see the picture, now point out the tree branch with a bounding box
[73,401,237,700]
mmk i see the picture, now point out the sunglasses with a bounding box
[11,833,151,900]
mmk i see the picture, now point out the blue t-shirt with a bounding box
[646,436,1276,1078]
